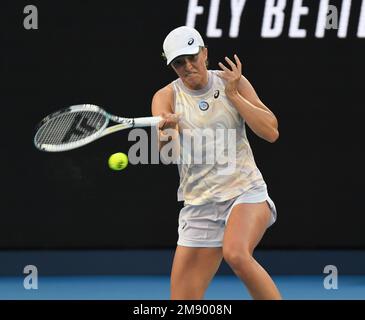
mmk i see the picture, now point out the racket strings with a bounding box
[42,111,73,144]
[35,111,107,146]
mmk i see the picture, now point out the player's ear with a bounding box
[202,46,208,58]
[202,46,209,68]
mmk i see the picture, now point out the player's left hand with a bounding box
[218,54,242,97]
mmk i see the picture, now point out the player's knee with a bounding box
[223,246,253,272]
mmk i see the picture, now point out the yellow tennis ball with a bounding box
[108,152,128,171]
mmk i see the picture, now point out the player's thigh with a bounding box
[223,201,271,255]
[171,245,222,289]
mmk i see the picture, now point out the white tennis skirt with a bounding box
[177,185,277,248]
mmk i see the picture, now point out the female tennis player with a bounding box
[152,26,281,300]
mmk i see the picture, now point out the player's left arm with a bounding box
[218,55,279,143]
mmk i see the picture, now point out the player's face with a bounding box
[171,47,208,90]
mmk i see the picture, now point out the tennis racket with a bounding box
[34,104,162,152]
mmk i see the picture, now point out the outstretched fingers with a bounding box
[233,54,242,74]
[218,55,243,80]
[224,56,238,72]
[218,61,231,73]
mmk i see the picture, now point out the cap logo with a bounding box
[198,101,209,111]
[188,38,194,45]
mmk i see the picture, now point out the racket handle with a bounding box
[133,116,162,127]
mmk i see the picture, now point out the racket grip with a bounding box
[134,116,162,127]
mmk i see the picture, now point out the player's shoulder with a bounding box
[210,69,249,86]
[153,83,174,101]
[209,69,220,76]
[209,69,225,84]
[152,84,174,114]
[209,69,225,77]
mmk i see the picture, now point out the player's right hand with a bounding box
[158,112,181,131]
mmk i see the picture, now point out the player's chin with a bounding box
[184,74,200,85]
[184,72,198,79]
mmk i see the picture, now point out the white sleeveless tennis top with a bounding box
[172,70,266,205]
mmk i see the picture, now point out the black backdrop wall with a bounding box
[1,0,364,249]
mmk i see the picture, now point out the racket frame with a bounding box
[34,104,161,152]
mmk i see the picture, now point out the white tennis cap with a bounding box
[163,26,205,65]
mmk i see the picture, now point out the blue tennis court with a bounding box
[1,275,364,300]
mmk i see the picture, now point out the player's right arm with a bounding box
[151,84,180,157]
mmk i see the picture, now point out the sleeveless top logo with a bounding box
[214,90,220,99]
[198,101,209,111]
